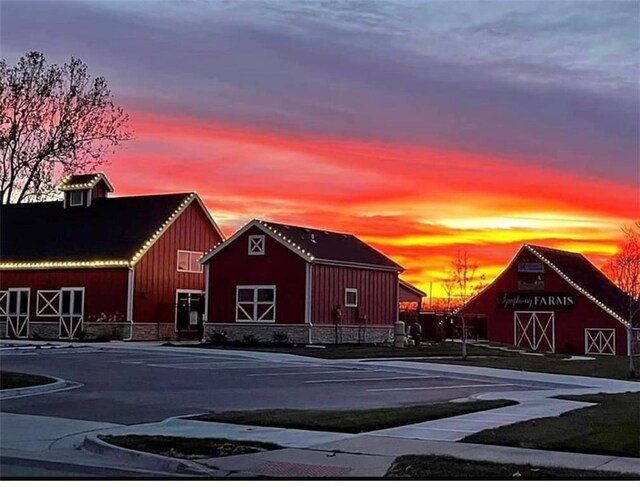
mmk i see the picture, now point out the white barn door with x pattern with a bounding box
[60,288,85,339]
[514,311,555,353]
[585,329,615,355]
[7,289,30,338]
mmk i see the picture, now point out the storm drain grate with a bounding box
[250,461,352,477]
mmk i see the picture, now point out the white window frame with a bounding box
[69,190,84,207]
[345,288,358,308]
[177,250,204,273]
[585,328,616,356]
[248,235,265,256]
[36,290,62,317]
[236,285,276,323]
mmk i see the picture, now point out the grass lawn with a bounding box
[385,454,635,478]
[98,435,281,460]
[175,341,508,360]
[414,353,640,381]
[0,371,55,390]
[188,400,517,434]
[463,392,640,458]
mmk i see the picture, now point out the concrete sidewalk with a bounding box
[78,410,640,477]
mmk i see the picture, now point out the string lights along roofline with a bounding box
[1,193,197,270]
[524,244,630,327]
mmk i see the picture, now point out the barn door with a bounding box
[514,311,554,353]
[60,289,84,339]
[7,289,30,338]
[585,329,615,355]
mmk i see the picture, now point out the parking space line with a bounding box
[305,375,441,384]
[144,363,324,370]
[248,369,387,377]
[366,383,517,392]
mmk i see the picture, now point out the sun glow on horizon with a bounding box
[105,111,636,300]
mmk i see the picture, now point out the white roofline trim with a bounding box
[525,244,630,328]
[200,220,314,264]
[59,172,115,192]
[129,193,197,266]
[192,193,225,241]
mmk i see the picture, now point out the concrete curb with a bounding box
[0,377,83,400]
[81,434,225,476]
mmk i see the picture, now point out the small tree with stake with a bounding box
[603,221,640,378]
[1,51,131,204]
[449,250,485,360]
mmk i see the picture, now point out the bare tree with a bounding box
[1,51,131,204]
[449,251,485,360]
[603,221,640,378]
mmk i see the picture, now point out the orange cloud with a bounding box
[105,110,638,298]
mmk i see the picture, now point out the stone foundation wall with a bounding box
[84,323,129,341]
[204,323,394,345]
[28,323,60,340]
[129,323,179,341]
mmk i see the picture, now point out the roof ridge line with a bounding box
[524,244,630,327]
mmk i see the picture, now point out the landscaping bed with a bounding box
[0,371,56,390]
[188,400,517,434]
[98,435,281,460]
[463,392,640,458]
[385,454,634,478]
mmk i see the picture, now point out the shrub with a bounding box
[209,329,228,344]
[272,331,289,344]
[243,334,260,344]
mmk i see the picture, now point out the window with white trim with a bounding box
[345,288,358,308]
[37,290,61,317]
[248,235,265,255]
[236,286,276,322]
[177,250,203,273]
[69,190,84,206]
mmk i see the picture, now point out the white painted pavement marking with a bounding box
[248,369,388,377]
[305,375,441,384]
[143,362,326,370]
[366,383,518,392]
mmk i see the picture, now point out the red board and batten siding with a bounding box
[133,201,223,324]
[0,268,128,321]
[206,228,307,324]
[311,264,398,326]
[464,247,630,355]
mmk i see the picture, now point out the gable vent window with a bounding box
[248,235,265,255]
[69,190,84,207]
[177,250,203,273]
[345,288,358,308]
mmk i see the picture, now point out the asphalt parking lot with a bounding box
[0,344,573,425]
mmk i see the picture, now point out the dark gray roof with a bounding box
[261,220,403,271]
[527,244,633,323]
[1,194,192,262]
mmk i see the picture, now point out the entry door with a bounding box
[176,292,204,337]
[514,311,554,353]
[7,289,30,338]
[60,289,84,339]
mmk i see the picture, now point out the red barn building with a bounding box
[461,244,639,356]
[201,220,404,344]
[0,173,224,341]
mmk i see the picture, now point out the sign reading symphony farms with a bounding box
[497,292,575,310]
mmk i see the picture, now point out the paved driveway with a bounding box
[0,343,578,425]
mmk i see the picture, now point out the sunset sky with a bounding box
[2,1,638,296]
